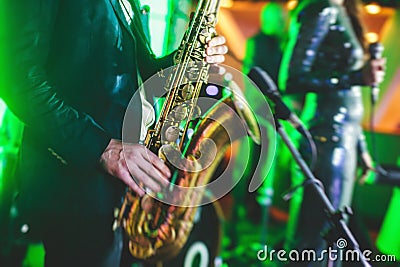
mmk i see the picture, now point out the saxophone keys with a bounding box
[154,238,164,249]
[141,194,154,213]
[199,29,209,44]
[159,144,182,168]
[199,27,215,44]
[129,240,154,259]
[143,221,158,238]
[188,71,200,81]
[158,222,176,242]
[181,83,194,99]
[172,104,188,121]
[207,13,216,23]
[163,125,180,142]
[189,105,202,120]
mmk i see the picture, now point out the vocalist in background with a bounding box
[279,0,385,266]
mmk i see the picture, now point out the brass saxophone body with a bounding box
[117,0,260,261]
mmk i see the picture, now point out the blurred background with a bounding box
[1,0,400,266]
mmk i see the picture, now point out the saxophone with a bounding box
[117,0,260,261]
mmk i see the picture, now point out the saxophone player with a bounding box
[0,0,227,266]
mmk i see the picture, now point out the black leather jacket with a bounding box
[285,0,365,93]
[283,0,368,153]
[0,0,173,217]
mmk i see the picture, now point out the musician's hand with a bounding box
[100,139,171,196]
[359,151,375,184]
[362,58,386,86]
[205,36,228,64]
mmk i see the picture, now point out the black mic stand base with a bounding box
[275,117,371,267]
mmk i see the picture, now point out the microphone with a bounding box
[247,67,307,136]
[368,42,384,105]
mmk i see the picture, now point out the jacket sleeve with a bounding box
[127,1,174,83]
[284,3,364,94]
[138,51,175,82]
[134,28,175,83]
[0,1,110,167]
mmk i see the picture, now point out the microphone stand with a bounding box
[274,116,371,267]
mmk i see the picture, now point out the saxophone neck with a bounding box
[174,0,221,64]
